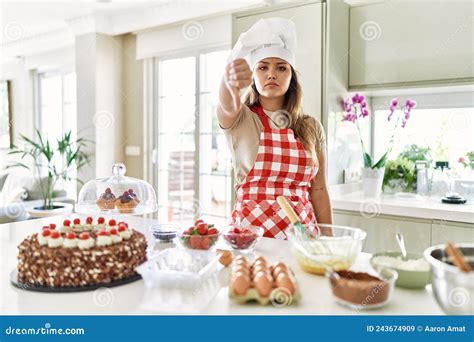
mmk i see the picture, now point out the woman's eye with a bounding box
[279,66,287,71]
[259,66,267,70]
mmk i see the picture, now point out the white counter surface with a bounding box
[330,187,474,224]
[0,215,444,315]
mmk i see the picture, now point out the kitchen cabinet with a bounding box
[233,1,323,121]
[334,210,474,254]
[349,1,474,89]
[334,210,432,254]
[431,221,474,246]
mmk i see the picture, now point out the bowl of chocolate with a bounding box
[328,267,397,310]
[424,243,474,315]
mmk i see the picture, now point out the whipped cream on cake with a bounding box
[17,216,147,288]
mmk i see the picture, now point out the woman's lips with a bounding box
[265,83,279,87]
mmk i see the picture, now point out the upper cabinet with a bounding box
[349,1,474,89]
[233,2,323,121]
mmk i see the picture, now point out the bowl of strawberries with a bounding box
[222,225,264,253]
[178,219,220,251]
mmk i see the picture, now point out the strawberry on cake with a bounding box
[16,217,147,288]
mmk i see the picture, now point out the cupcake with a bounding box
[115,191,139,213]
[96,188,116,210]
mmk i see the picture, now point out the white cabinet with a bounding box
[431,221,474,246]
[349,1,474,88]
[233,2,323,121]
[334,210,474,254]
[334,210,432,254]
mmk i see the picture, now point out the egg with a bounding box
[219,254,233,267]
[272,262,287,272]
[233,265,250,276]
[272,266,287,278]
[232,273,250,296]
[275,272,295,294]
[251,264,269,275]
[235,255,249,265]
[253,271,272,284]
[252,256,267,268]
[255,273,273,297]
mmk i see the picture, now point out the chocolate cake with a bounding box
[17,217,147,288]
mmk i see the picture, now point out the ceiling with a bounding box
[0,0,167,45]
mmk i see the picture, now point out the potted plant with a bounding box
[8,129,90,217]
[383,157,416,193]
[341,94,416,197]
[458,151,474,179]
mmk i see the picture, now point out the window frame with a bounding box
[151,45,233,223]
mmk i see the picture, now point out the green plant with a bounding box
[399,144,432,164]
[458,151,474,170]
[383,157,416,192]
[8,129,90,209]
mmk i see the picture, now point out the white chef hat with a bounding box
[228,17,296,70]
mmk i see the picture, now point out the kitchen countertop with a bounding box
[0,215,443,315]
[330,184,474,224]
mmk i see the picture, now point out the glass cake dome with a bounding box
[76,163,158,215]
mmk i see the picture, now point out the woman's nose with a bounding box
[267,72,276,80]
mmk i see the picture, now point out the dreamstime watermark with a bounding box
[5,202,26,219]
[273,110,292,129]
[359,199,381,218]
[359,21,382,41]
[3,22,24,41]
[93,110,115,130]
[4,322,85,336]
[448,287,470,308]
[92,287,114,307]
[270,287,293,307]
[181,21,203,41]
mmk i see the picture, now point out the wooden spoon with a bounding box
[446,242,472,273]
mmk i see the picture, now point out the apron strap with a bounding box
[249,104,271,129]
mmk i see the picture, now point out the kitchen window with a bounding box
[372,92,474,176]
[153,49,232,225]
[38,70,77,198]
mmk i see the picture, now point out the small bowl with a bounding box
[150,224,178,243]
[371,252,431,289]
[288,224,366,275]
[178,229,220,251]
[222,225,264,253]
[328,267,398,310]
[424,243,474,315]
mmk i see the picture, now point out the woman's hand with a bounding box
[217,59,252,129]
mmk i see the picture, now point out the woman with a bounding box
[217,18,332,239]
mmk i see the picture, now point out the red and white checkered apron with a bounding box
[231,104,319,240]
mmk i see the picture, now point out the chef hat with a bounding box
[228,17,296,70]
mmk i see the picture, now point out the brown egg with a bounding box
[251,264,268,275]
[219,255,232,267]
[275,272,295,294]
[233,265,250,277]
[235,255,248,265]
[272,262,287,272]
[252,256,267,267]
[272,266,287,278]
[255,273,273,297]
[253,271,272,284]
[232,273,250,296]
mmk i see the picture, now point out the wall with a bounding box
[0,58,35,169]
[123,34,144,179]
[324,0,370,185]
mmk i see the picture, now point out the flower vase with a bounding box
[362,167,385,198]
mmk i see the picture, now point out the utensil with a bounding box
[395,233,407,260]
[446,242,472,272]
[276,196,312,237]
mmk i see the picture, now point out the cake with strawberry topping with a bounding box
[16,217,147,288]
[96,188,116,210]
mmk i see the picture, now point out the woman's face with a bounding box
[253,57,292,99]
